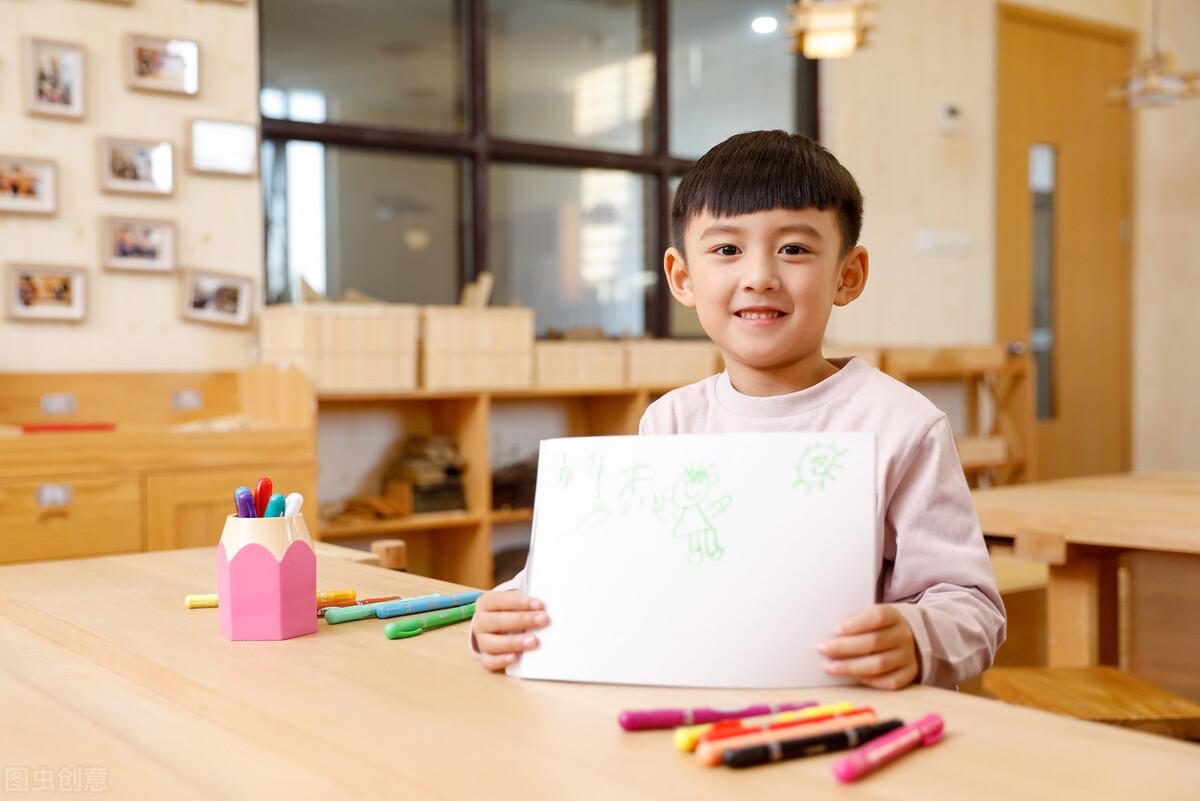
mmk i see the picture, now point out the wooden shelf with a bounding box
[490,507,533,524]
[318,510,483,540]
[317,386,675,403]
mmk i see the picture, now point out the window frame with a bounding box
[260,0,818,337]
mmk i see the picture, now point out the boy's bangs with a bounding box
[671,131,863,255]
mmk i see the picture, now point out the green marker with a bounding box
[324,593,440,624]
[385,603,476,640]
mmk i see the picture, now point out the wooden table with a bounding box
[1,549,1196,799]
[973,471,1200,667]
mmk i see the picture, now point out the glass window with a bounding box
[1029,143,1057,420]
[488,0,654,153]
[670,2,804,158]
[489,165,653,336]
[260,0,464,132]
[264,142,463,304]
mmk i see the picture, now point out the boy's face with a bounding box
[665,207,867,374]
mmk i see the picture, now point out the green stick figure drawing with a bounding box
[657,464,732,565]
[793,443,848,492]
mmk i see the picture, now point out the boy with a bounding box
[471,131,1005,690]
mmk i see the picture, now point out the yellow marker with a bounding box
[673,701,856,752]
[185,589,357,609]
[315,589,356,605]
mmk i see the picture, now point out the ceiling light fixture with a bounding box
[1110,0,1199,108]
[786,0,875,60]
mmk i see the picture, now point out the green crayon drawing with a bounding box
[660,463,731,566]
[793,443,848,492]
[558,453,574,487]
[617,460,654,513]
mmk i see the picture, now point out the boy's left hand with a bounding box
[818,604,919,691]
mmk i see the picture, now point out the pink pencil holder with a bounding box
[216,514,317,641]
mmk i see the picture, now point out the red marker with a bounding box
[255,477,273,518]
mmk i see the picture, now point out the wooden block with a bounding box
[534,341,625,388]
[422,352,533,390]
[260,303,420,392]
[421,306,534,353]
[625,340,721,387]
[1014,529,1068,565]
[982,666,1200,740]
[370,538,408,571]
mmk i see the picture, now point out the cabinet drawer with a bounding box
[0,475,143,564]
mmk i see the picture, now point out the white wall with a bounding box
[820,0,1200,469]
[821,0,1140,348]
[1133,0,1200,470]
[0,0,261,372]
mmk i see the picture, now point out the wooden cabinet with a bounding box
[0,367,316,565]
[317,387,664,587]
[146,465,317,551]
[0,474,143,564]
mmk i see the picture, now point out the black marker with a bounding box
[722,719,904,769]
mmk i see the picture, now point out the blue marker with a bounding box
[375,591,483,620]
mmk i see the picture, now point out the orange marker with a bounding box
[317,596,402,617]
[695,709,879,767]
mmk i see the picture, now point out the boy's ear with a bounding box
[664,246,695,308]
[834,246,869,307]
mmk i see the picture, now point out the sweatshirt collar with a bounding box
[714,356,870,418]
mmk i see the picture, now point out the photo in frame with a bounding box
[0,157,57,215]
[6,264,87,322]
[102,217,177,272]
[98,138,174,196]
[127,34,199,95]
[25,37,86,119]
[188,119,258,176]
[180,269,253,327]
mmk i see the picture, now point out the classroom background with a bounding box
[2,0,1200,762]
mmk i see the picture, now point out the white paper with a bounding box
[509,432,878,689]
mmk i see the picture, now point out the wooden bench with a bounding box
[982,666,1200,740]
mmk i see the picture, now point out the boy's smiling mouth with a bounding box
[734,306,788,322]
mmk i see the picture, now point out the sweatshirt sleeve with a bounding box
[882,417,1007,688]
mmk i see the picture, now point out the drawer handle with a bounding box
[37,484,74,509]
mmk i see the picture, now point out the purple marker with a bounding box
[618,701,817,732]
[234,487,257,518]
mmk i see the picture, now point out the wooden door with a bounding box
[146,466,317,551]
[996,6,1134,479]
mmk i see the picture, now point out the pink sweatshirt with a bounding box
[479,357,1006,689]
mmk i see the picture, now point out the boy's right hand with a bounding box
[473,590,550,671]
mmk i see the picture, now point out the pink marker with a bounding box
[618,701,816,731]
[831,713,944,782]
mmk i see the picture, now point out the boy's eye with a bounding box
[713,245,740,257]
[781,244,811,256]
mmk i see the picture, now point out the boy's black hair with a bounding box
[671,130,863,257]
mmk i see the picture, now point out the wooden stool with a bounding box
[983,666,1200,740]
[370,538,408,571]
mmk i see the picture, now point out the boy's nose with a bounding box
[740,256,782,293]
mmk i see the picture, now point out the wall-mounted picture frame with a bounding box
[98,137,174,196]
[180,269,253,327]
[188,119,259,176]
[0,156,58,215]
[101,217,177,272]
[6,264,87,322]
[24,37,86,119]
[127,34,199,96]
